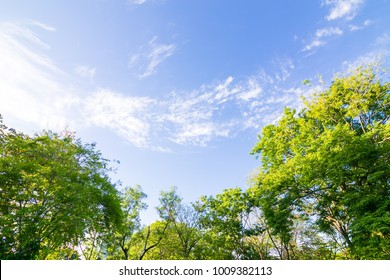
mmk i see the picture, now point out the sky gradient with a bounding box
[1,0,390,224]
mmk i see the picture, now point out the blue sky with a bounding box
[1,0,390,224]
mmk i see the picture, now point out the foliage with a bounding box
[250,65,390,259]
[196,188,255,259]
[105,185,147,259]
[197,188,333,260]
[128,220,172,260]
[0,117,122,259]
[135,187,202,260]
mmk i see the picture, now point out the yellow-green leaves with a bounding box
[251,65,390,259]
[0,124,122,259]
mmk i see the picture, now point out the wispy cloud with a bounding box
[75,65,96,80]
[375,33,390,46]
[302,39,325,52]
[128,0,147,5]
[84,89,155,148]
[349,19,373,31]
[323,0,364,21]
[158,85,225,146]
[0,21,80,131]
[172,122,231,147]
[214,76,236,102]
[315,27,343,38]
[129,36,176,79]
[273,57,295,82]
[303,27,343,52]
[29,20,57,31]
[89,64,301,148]
[158,64,306,145]
[341,33,390,71]
[237,77,262,101]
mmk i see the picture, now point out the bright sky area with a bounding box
[1,0,390,224]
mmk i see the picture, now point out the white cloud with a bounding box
[84,89,155,148]
[341,32,390,72]
[129,36,176,79]
[238,78,262,101]
[303,27,343,52]
[2,22,53,50]
[159,90,218,146]
[302,40,325,52]
[214,76,236,101]
[323,0,364,21]
[375,33,390,46]
[160,63,312,146]
[0,21,80,131]
[349,19,373,31]
[342,55,387,73]
[128,0,147,4]
[315,27,343,38]
[273,57,295,82]
[29,20,56,32]
[75,65,96,79]
[172,122,230,146]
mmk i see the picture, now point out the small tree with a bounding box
[105,185,147,259]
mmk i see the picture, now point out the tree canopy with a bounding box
[0,118,122,259]
[250,65,390,259]
[0,64,389,260]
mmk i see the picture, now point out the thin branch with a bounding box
[139,222,169,260]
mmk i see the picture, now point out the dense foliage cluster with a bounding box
[250,66,390,259]
[0,122,122,259]
[0,65,389,259]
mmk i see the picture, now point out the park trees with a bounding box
[250,65,390,259]
[105,185,147,260]
[137,187,202,260]
[197,187,332,260]
[196,188,256,259]
[1,64,388,260]
[0,117,122,259]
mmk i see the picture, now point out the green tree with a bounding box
[129,220,172,260]
[0,117,122,259]
[172,203,202,259]
[105,185,147,259]
[250,65,390,259]
[133,187,202,260]
[131,187,180,260]
[197,188,257,259]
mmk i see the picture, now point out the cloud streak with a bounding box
[303,26,343,52]
[75,65,96,80]
[315,27,343,38]
[349,19,373,31]
[129,36,176,79]
[302,40,325,52]
[128,0,147,4]
[0,21,80,131]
